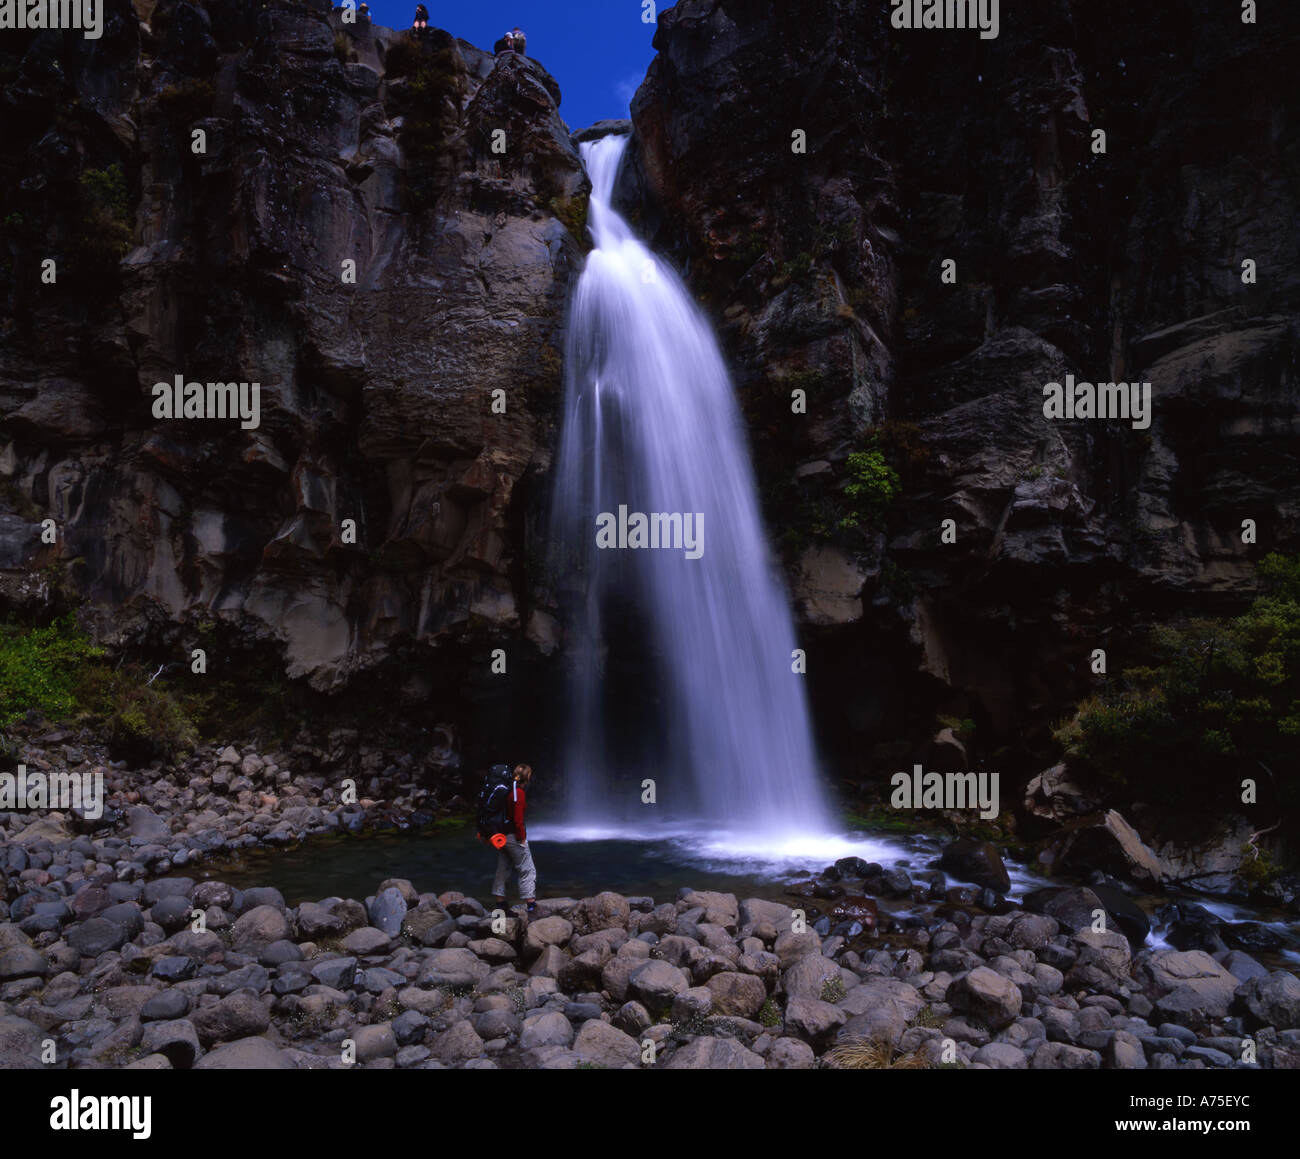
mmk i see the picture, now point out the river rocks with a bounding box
[418,948,491,989]
[342,927,394,956]
[1236,973,1300,1030]
[0,741,1293,1074]
[368,888,408,938]
[193,1037,296,1069]
[572,1019,640,1068]
[784,997,846,1046]
[231,905,291,952]
[191,991,272,1046]
[1136,950,1240,1028]
[948,966,1023,1030]
[67,916,130,957]
[1033,1042,1102,1069]
[141,989,192,1021]
[519,1011,574,1051]
[524,916,574,957]
[629,960,689,1012]
[296,902,346,941]
[665,1036,766,1070]
[782,954,843,1000]
[0,946,49,980]
[141,1019,201,1069]
[706,971,768,1018]
[939,839,1011,894]
[574,893,631,934]
[680,890,739,932]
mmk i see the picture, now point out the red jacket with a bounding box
[509,783,526,843]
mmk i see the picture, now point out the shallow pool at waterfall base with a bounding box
[189,820,1300,974]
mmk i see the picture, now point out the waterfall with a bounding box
[550,134,831,849]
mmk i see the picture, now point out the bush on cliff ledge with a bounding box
[1054,553,1300,798]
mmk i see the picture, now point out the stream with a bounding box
[198,817,1300,975]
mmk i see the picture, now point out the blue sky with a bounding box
[362,0,660,131]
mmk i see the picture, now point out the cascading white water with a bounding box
[550,134,832,850]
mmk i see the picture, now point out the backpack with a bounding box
[475,765,515,842]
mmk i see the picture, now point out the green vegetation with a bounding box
[1054,553,1300,799]
[757,998,780,1028]
[548,192,590,248]
[937,715,977,747]
[820,977,846,1003]
[0,615,104,729]
[837,446,900,533]
[913,1005,944,1029]
[79,162,132,264]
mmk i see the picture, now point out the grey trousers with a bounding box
[492,835,537,900]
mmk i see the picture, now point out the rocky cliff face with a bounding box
[1,0,584,741]
[628,0,1300,782]
[3,0,1299,806]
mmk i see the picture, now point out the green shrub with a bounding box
[820,977,846,1003]
[838,447,900,531]
[1054,553,1300,797]
[79,162,133,263]
[0,616,104,728]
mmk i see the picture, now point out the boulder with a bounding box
[524,916,574,958]
[0,1015,43,1068]
[429,1019,487,1063]
[573,892,630,934]
[190,990,271,1046]
[947,966,1022,1030]
[1049,811,1163,885]
[704,971,767,1018]
[1236,972,1300,1030]
[781,954,842,1000]
[368,888,407,938]
[519,1011,574,1051]
[230,905,290,952]
[766,1036,816,1068]
[628,960,689,1012]
[571,1019,641,1068]
[783,996,846,1046]
[939,838,1011,894]
[679,891,739,932]
[665,1036,765,1069]
[1136,950,1239,1025]
[193,1036,296,1069]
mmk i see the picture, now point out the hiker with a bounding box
[511,26,527,56]
[358,2,369,17]
[412,4,427,29]
[494,31,514,55]
[477,763,537,914]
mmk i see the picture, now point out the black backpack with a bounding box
[475,765,515,841]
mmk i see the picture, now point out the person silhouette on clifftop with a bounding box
[412,4,428,29]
